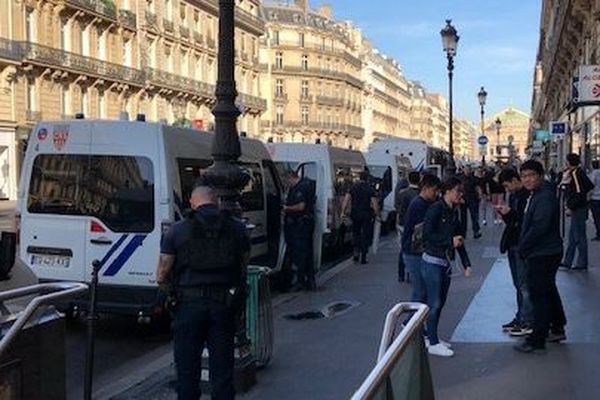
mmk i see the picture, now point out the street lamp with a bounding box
[441,19,459,176]
[495,117,502,161]
[478,86,487,164]
[200,0,256,388]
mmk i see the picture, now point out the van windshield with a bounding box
[27,154,154,233]
[367,165,393,198]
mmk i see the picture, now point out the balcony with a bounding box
[180,26,190,40]
[145,10,157,27]
[163,19,174,32]
[238,93,267,112]
[0,37,22,62]
[274,92,288,102]
[67,0,117,20]
[343,124,365,138]
[242,52,249,62]
[316,95,344,107]
[193,31,203,44]
[26,110,42,122]
[147,68,215,99]
[300,94,313,103]
[118,9,136,29]
[235,7,266,36]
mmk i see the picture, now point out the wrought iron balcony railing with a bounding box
[316,95,344,107]
[180,26,190,39]
[67,0,117,20]
[145,11,157,27]
[0,37,22,61]
[118,9,136,29]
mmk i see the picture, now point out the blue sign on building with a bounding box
[550,122,567,135]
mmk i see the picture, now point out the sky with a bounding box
[319,0,541,125]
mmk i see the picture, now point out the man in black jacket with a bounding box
[563,153,594,270]
[514,160,566,354]
[497,168,532,336]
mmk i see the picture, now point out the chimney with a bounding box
[318,4,332,19]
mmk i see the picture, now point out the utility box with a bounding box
[0,308,66,400]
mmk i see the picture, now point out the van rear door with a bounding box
[22,123,92,282]
[84,123,159,287]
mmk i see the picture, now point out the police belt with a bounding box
[177,286,231,303]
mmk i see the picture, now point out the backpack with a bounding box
[411,222,425,254]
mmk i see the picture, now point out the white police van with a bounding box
[17,118,282,319]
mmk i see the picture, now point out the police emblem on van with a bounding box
[53,125,69,151]
[37,128,48,141]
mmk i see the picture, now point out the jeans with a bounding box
[403,253,426,303]
[507,247,533,325]
[590,200,600,238]
[564,207,588,268]
[421,260,451,345]
[285,221,316,289]
[173,297,236,400]
[461,199,481,236]
[525,254,567,347]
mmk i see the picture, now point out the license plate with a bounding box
[30,254,71,268]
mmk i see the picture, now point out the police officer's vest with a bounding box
[175,212,241,286]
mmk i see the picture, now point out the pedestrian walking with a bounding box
[402,174,441,303]
[514,160,566,354]
[422,177,473,357]
[588,160,600,241]
[282,170,316,291]
[395,171,421,282]
[157,184,251,399]
[562,153,594,271]
[497,168,533,336]
[458,165,482,239]
[342,171,380,264]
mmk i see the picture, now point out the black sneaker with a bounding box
[513,341,546,354]
[547,331,566,343]
[592,236,600,241]
[502,319,518,332]
[509,324,533,337]
[474,232,482,239]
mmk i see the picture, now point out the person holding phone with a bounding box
[421,177,473,357]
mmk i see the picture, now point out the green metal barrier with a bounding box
[245,266,273,367]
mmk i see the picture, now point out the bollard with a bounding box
[84,259,101,400]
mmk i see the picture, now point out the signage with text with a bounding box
[577,65,600,105]
[550,121,567,135]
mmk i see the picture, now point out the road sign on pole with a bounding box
[478,135,489,146]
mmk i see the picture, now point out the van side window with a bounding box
[177,158,212,208]
[334,164,361,196]
[27,154,154,233]
[240,163,264,212]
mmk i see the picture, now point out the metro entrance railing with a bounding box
[351,303,434,400]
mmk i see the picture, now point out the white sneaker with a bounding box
[428,343,454,357]
[425,338,452,349]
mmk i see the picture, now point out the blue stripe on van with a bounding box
[98,234,128,268]
[103,234,147,277]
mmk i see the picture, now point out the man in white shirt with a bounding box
[589,160,600,241]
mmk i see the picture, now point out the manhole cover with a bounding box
[283,300,361,321]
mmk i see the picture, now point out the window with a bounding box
[26,8,35,42]
[165,46,173,72]
[275,52,283,69]
[96,28,106,60]
[272,30,280,45]
[165,0,172,20]
[26,77,36,111]
[301,106,309,125]
[28,155,155,233]
[123,39,133,67]
[61,85,70,116]
[299,32,305,47]
[276,105,284,124]
[301,54,308,71]
[81,24,91,56]
[241,32,246,53]
[60,18,70,50]
[301,80,309,98]
[181,50,188,76]
[148,40,156,68]
[275,79,284,96]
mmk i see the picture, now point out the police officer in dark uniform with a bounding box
[282,170,316,291]
[157,184,250,400]
[342,171,380,264]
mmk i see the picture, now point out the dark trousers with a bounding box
[460,199,480,236]
[284,221,315,289]
[351,215,373,256]
[590,200,600,238]
[173,298,236,400]
[507,247,533,325]
[525,254,566,347]
[564,207,588,268]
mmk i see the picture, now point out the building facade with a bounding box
[0,0,266,200]
[483,106,530,164]
[259,0,364,149]
[531,0,600,168]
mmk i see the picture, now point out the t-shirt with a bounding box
[349,181,376,218]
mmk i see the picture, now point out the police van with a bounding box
[364,151,413,229]
[17,118,283,319]
[267,143,366,268]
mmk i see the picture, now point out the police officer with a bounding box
[157,184,250,400]
[282,170,316,291]
[342,171,380,264]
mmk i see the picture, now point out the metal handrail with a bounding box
[351,303,429,400]
[0,282,88,356]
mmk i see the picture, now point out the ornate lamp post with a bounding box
[200,0,256,389]
[495,117,502,162]
[441,19,460,176]
[478,86,487,164]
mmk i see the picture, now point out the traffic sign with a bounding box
[478,135,489,146]
[550,121,567,135]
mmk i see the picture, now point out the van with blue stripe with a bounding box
[18,118,283,319]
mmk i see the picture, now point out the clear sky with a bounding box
[319,0,541,125]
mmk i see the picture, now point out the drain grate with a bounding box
[283,300,361,321]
